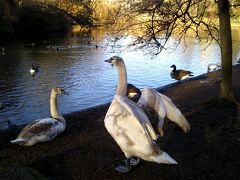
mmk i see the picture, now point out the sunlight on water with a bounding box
[0,27,240,129]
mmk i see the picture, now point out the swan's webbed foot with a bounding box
[130,157,141,166]
[115,158,131,173]
[115,157,141,173]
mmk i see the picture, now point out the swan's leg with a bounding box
[158,127,164,137]
[130,157,141,166]
[115,158,131,173]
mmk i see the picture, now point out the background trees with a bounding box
[218,0,233,101]
[0,0,18,35]
[111,0,238,102]
[0,0,239,102]
[0,0,98,35]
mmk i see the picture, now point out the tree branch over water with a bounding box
[109,0,239,104]
[111,0,219,56]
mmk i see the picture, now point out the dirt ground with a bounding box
[1,66,240,180]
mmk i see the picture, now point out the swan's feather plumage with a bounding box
[11,118,65,146]
[11,87,67,146]
[105,95,161,161]
[137,87,190,136]
[104,56,177,167]
[137,87,166,136]
[159,93,190,133]
[207,63,221,72]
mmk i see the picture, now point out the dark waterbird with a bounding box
[170,64,193,83]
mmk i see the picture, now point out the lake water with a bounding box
[0,27,240,130]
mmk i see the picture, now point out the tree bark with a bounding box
[217,0,234,101]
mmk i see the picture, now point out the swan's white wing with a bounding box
[158,93,190,132]
[138,87,190,134]
[117,95,158,140]
[104,95,159,160]
[137,87,166,136]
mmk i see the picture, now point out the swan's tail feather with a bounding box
[10,138,28,144]
[155,151,178,164]
[159,94,191,133]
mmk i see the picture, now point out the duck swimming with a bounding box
[104,56,177,173]
[30,65,39,76]
[11,87,68,146]
[30,65,39,73]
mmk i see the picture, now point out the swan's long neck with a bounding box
[116,61,128,96]
[50,92,65,123]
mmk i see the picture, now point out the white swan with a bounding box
[104,56,177,173]
[207,63,221,72]
[11,87,68,146]
[126,84,190,137]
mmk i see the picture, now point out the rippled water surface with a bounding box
[1,27,240,129]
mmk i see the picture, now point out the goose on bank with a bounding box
[125,84,190,137]
[170,64,193,83]
[104,56,177,173]
[11,87,68,146]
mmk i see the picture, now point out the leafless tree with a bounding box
[111,0,239,102]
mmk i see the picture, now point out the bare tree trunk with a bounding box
[218,0,234,101]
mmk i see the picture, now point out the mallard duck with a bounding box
[10,87,68,146]
[170,64,193,83]
[104,56,177,173]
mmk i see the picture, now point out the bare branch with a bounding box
[108,0,220,56]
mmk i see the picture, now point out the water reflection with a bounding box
[0,27,240,129]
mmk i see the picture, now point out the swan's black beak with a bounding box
[61,89,69,95]
[105,58,114,67]
[104,59,112,63]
